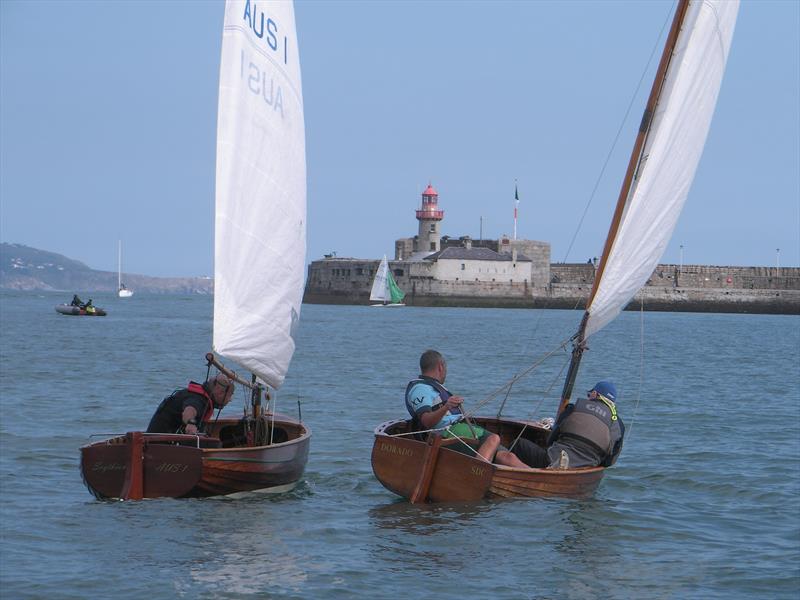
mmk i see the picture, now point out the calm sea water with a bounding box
[1,291,798,599]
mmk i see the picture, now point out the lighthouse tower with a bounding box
[415,184,444,254]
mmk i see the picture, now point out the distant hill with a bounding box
[0,243,214,294]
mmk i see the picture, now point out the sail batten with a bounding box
[213,1,306,389]
[585,0,738,339]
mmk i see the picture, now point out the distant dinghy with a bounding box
[372,0,740,502]
[118,241,133,298]
[370,255,406,306]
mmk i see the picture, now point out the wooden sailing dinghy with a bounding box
[372,0,739,502]
[81,355,311,500]
[81,0,310,500]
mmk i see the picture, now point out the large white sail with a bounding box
[585,0,739,339]
[214,0,306,388]
[370,255,391,302]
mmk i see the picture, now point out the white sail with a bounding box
[370,255,391,302]
[214,0,306,389]
[118,240,133,298]
[585,0,738,339]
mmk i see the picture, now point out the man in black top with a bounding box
[146,374,235,434]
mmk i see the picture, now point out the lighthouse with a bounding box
[415,184,444,254]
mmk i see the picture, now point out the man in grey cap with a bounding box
[146,374,235,434]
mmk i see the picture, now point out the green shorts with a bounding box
[442,422,495,458]
[442,422,488,441]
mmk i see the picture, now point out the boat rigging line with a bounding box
[463,335,574,419]
[625,296,647,438]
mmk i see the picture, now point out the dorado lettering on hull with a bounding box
[379,443,415,457]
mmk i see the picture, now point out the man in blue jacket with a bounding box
[405,350,531,468]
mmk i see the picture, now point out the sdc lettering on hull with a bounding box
[471,465,487,478]
[379,443,415,458]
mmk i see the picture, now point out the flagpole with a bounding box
[513,182,519,240]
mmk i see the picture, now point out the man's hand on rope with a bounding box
[444,395,464,412]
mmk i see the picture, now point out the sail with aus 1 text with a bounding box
[214,0,307,389]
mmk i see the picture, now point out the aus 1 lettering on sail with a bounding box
[240,49,285,119]
[242,0,287,63]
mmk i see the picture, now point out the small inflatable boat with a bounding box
[55,304,107,316]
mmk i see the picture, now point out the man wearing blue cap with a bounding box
[511,381,625,469]
[545,381,625,469]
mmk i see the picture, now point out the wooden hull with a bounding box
[55,304,107,316]
[372,417,605,503]
[80,415,310,500]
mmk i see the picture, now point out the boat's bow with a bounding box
[372,419,496,503]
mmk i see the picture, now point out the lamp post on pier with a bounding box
[776,248,780,272]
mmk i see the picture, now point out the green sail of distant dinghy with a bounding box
[387,271,405,304]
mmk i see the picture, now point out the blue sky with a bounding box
[1,0,798,277]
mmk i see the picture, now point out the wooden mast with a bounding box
[556,0,691,417]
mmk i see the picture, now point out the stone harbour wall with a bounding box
[304,258,800,314]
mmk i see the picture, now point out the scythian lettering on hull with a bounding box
[91,462,126,473]
[379,443,415,457]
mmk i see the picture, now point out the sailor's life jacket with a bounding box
[549,396,625,468]
[404,376,462,427]
[146,381,214,434]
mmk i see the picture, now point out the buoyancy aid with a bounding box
[405,376,461,422]
[186,381,215,422]
[556,397,621,456]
